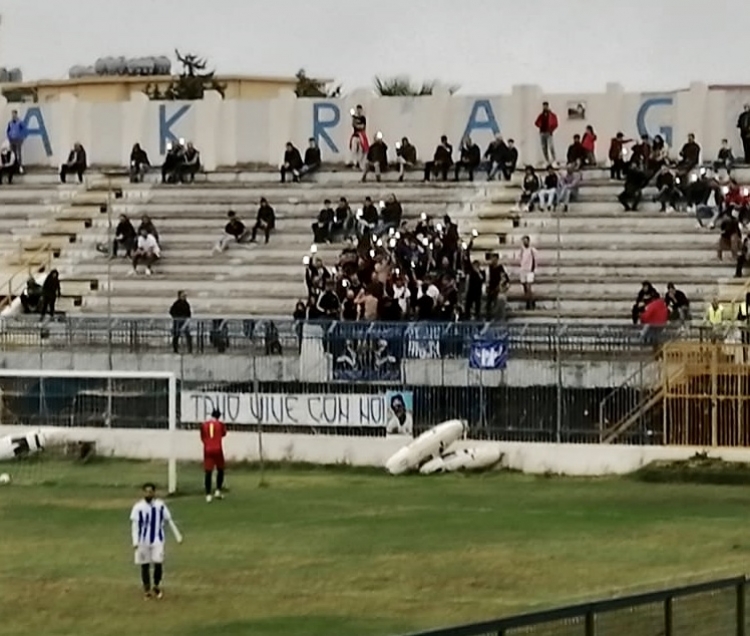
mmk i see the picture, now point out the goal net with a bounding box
[0,369,177,493]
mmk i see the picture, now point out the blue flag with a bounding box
[469,336,509,370]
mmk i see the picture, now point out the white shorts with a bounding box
[134,543,165,565]
[520,271,535,284]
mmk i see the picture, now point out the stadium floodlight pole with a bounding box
[555,206,562,444]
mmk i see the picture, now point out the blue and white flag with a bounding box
[469,336,509,370]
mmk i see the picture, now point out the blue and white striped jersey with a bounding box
[130,498,173,547]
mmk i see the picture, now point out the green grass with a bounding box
[1,461,750,636]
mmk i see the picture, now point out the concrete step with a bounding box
[473,232,718,248]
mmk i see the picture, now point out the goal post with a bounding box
[0,368,178,494]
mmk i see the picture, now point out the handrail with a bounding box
[0,242,53,311]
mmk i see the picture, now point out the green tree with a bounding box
[144,50,225,100]
[294,68,341,98]
[373,75,459,96]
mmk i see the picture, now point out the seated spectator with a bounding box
[500,139,519,181]
[714,139,735,175]
[424,135,453,182]
[618,162,650,211]
[649,135,670,171]
[214,210,249,253]
[683,168,715,213]
[665,283,690,323]
[539,165,559,211]
[137,215,159,245]
[557,164,581,212]
[581,125,597,166]
[608,132,632,180]
[631,281,659,324]
[129,143,150,183]
[736,233,750,278]
[654,165,680,212]
[362,132,388,183]
[378,194,403,234]
[454,136,481,181]
[703,298,726,337]
[302,138,322,179]
[20,276,42,314]
[280,141,303,183]
[180,142,201,183]
[515,166,541,212]
[566,134,586,169]
[251,197,276,244]
[722,180,750,225]
[112,214,136,258]
[59,142,87,183]
[395,137,417,182]
[485,134,508,181]
[312,199,335,243]
[332,197,354,240]
[40,269,61,320]
[357,196,379,236]
[161,141,185,183]
[130,226,160,276]
[0,141,18,185]
[677,133,701,173]
[718,210,742,262]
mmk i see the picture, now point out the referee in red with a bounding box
[200,408,227,503]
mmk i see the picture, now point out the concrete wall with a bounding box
[0,82,742,171]
[3,423,750,475]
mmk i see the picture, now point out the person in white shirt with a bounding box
[131,227,161,276]
[517,235,539,310]
[392,277,411,317]
[130,482,182,599]
[386,393,413,436]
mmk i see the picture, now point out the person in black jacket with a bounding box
[180,142,201,183]
[39,269,61,320]
[280,142,303,183]
[395,137,417,182]
[169,290,192,354]
[677,134,701,174]
[312,199,335,243]
[738,105,750,163]
[300,138,321,180]
[618,163,650,211]
[566,135,586,169]
[454,136,481,181]
[251,197,276,244]
[129,143,150,183]
[113,214,136,257]
[59,142,87,183]
[214,210,249,253]
[462,241,485,320]
[0,141,18,184]
[424,136,453,182]
[362,133,388,182]
[653,165,679,212]
[665,282,690,323]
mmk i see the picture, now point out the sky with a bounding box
[1,0,748,94]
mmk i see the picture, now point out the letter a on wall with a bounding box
[159,104,191,155]
[23,108,53,157]
[462,99,500,141]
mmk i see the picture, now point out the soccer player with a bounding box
[130,482,183,599]
[201,408,227,503]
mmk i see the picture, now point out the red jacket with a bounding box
[200,418,227,454]
[640,298,669,326]
[725,186,749,208]
[582,131,597,153]
[534,111,558,134]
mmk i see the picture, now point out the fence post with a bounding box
[737,579,746,636]
[585,610,595,636]
[664,596,673,636]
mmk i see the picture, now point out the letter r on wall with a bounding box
[313,102,340,154]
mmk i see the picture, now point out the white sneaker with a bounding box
[667,206,675,213]
[127,269,137,277]
[145,268,152,276]
[18,166,24,174]
[206,494,213,503]
[214,490,224,500]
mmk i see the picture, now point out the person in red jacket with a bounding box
[534,102,558,165]
[200,408,227,503]
[581,125,597,166]
[608,132,633,180]
[640,297,669,346]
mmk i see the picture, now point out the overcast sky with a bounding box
[1,0,748,94]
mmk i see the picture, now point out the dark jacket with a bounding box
[115,219,136,241]
[459,143,481,167]
[68,146,87,168]
[567,142,586,166]
[366,140,388,167]
[42,274,60,299]
[257,205,276,228]
[397,143,417,164]
[284,147,303,170]
[225,219,246,238]
[130,147,150,167]
[169,299,191,320]
[304,146,321,167]
[433,143,453,165]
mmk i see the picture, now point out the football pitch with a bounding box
[1,462,749,636]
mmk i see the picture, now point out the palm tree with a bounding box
[373,76,459,96]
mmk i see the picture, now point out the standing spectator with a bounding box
[5,109,26,173]
[280,141,303,183]
[424,135,453,182]
[534,102,558,165]
[251,197,276,244]
[39,270,61,320]
[737,104,750,163]
[714,139,735,175]
[718,210,742,262]
[649,135,670,171]
[539,165,559,211]
[59,142,87,183]
[169,291,193,354]
[214,210,249,253]
[349,105,368,168]
[485,253,510,320]
[301,138,322,180]
[581,125,597,166]
[454,136,481,181]
[463,253,485,320]
[130,226,161,276]
[362,132,388,182]
[566,135,587,169]
[395,137,417,182]
[0,141,18,184]
[129,143,150,183]
[517,236,538,310]
[316,279,341,319]
[113,214,136,258]
[608,132,632,180]
[630,134,652,169]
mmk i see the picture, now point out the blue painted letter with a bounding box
[23,108,52,157]
[312,102,340,153]
[462,99,500,141]
[636,97,673,147]
[159,104,191,155]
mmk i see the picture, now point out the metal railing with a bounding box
[397,575,747,636]
[0,242,54,311]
